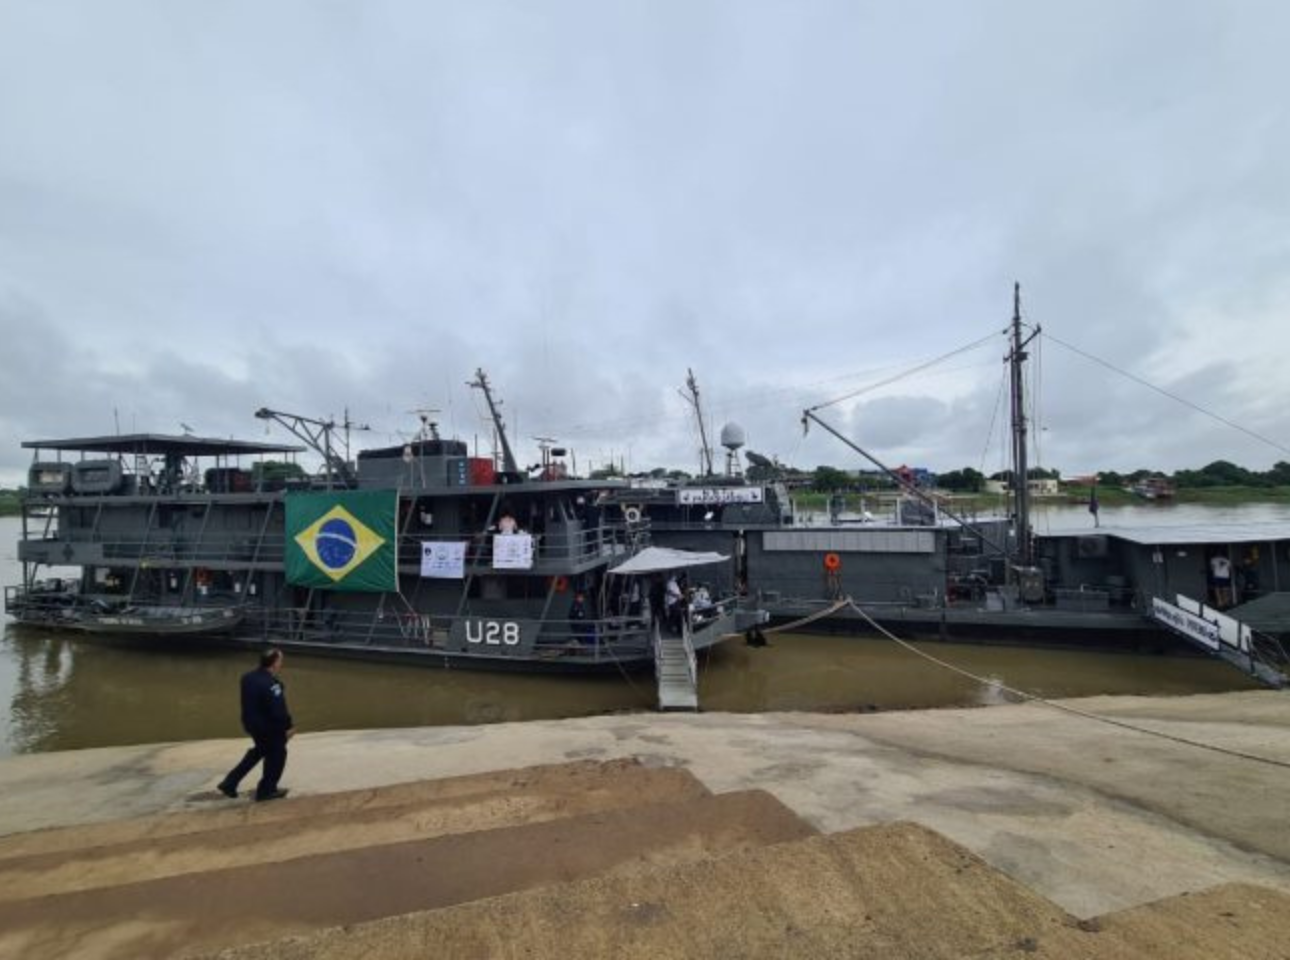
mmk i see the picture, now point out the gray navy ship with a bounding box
[4,372,764,711]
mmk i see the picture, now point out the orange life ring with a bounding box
[195,568,211,587]
[823,553,842,572]
[552,575,570,593]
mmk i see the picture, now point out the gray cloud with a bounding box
[2,1,1289,486]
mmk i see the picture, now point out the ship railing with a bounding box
[601,519,652,535]
[85,535,287,564]
[394,525,633,569]
[530,617,654,663]
[4,582,89,621]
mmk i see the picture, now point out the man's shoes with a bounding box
[254,788,289,803]
[216,782,238,799]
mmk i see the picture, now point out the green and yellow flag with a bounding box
[285,490,398,592]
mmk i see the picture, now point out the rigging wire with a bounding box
[1031,328,1043,476]
[978,366,1008,478]
[1031,331,1050,536]
[843,600,1290,771]
[1045,332,1290,459]
[557,356,987,441]
[528,349,1000,462]
[807,330,1004,414]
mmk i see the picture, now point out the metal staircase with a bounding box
[654,620,699,711]
[1149,594,1287,688]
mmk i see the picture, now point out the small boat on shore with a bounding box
[7,581,245,636]
[65,604,246,636]
[1130,476,1176,500]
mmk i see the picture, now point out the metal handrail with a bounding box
[395,526,628,568]
[23,522,634,570]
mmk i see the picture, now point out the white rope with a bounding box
[841,600,1290,771]
[719,597,852,641]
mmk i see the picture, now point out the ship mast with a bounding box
[1007,282,1040,567]
[468,369,519,476]
[680,369,715,478]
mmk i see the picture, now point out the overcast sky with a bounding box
[2,1,1288,486]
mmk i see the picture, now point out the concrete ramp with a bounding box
[0,775,813,960]
[966,882,1290,958]
[206,824,1290,960]
[2,757,1290,960]
[0,758,709,899]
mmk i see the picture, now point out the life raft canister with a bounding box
[823,552,842,572]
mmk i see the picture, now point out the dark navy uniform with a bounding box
[218,665,294,800]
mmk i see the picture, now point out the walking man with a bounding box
[217,648,294,802]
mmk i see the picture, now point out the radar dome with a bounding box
[719,422,746,450]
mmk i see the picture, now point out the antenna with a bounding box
[534,435,556,468]
[340,407,372,463]
[406,408,442,442]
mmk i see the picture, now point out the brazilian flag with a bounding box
[285,490,398,592]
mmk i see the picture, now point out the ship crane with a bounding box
[253,407,368,489]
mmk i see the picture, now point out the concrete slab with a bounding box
[0,790,814,960]
[1,691,1287,917]
[0,759,710,899]
[198,823,1081,960]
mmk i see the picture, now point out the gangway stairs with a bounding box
[653,620,699,711]
[1149,594,1287,688]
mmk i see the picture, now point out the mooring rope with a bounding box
[842,600,1290,771]
[719,597,852,642]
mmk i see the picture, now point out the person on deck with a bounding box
[569,591,594,646]
[1209,553,1233,609]
[664,574,683,634]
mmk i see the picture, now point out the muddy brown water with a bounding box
[0,515,1258,758]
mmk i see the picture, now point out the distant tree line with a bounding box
[0,488,23,516]
[743,456,1290,495]
[1123,460,1290,489]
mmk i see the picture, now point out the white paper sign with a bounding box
[421,541,467,578]
[492,533,534,570]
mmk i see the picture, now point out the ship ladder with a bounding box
[653,618,699,711]
[1148,594,1287,689]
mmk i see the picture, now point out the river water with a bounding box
[2,506,1276,758]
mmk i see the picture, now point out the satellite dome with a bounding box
[719,422,746,450]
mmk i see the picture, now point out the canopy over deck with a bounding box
[608,546,730,576]
[23,434,304,458]
[1046,521,1290,547]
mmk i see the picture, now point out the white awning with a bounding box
[607,546,731,576]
